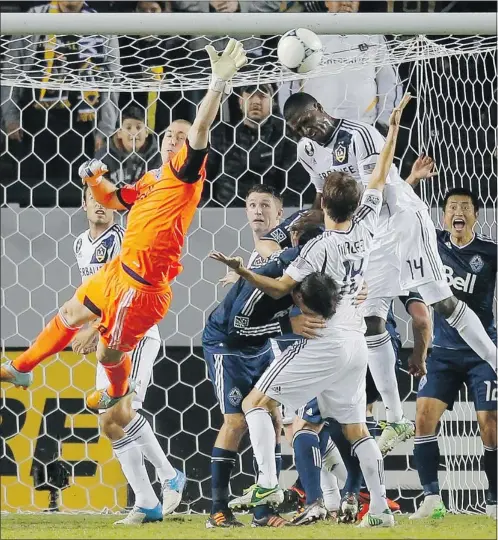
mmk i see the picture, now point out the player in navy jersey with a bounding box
[410,188,497,520]
[203,226,329,528]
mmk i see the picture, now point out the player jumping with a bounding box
[209,93,412,528]
[282,91,497,455]
[1,40,247,405]
[72,185,184,524]
[409,187,497,520]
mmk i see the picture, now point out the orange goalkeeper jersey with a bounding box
[116,140,208,291]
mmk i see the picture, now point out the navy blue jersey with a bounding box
[260,210,307,249]
[203,248,300,352]
[433,231,497,350]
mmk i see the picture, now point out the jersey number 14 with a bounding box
[342,259,364,295]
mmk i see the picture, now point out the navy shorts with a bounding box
[204,346,274,414]
[417,348,497,411]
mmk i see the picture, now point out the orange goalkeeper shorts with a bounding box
[75,258,171,352]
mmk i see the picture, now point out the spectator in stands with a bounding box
[1,0,119,207]
[279,1,402,135]
[118,1,191,134]
[94,105,161,186]
[207,84,308,207]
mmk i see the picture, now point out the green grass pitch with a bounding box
[1,513,496,539]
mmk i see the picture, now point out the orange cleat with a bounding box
[86,379,136,410]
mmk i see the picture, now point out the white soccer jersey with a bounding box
[73,224,160,341]
[286,189,383,331]
[279,35,401,126]
[297,120,427,217]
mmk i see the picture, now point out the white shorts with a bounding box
[96,336,161,413]
[256,332,368,425]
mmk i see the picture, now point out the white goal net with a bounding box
[1,14,496,515]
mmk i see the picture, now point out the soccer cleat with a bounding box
[291,498,327,525]
[357,508,395,528]
[377,416,415,456]
[252,512,292,528]
[280,484,306,513]
[0,361,33,388]
[228,484,284,510]
[337,492,359,524]
[114,503,163,525]
[205,509,244,528]
[162,469,186,515]
[86,379,136,410]
[409,494,446,519]
[486,502,497,520]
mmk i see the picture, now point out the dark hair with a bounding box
[283,92,318,123]
[295,222,324,246]
[246,184,283,204]
[322,172,361,223]
[82,183,89,204]
[118,105,145,127]
[442,187,479,213]
[295,272,340,319]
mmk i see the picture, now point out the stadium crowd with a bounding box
[0,0,494,208]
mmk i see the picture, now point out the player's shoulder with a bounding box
[297,137,320,165]
[282,209,307,229]
[475,233,497,248]
[436,229,449,243]
[341,119,383,152]
[73,230,88,256]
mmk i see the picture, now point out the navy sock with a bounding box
[292,429,322,504]
[483,446,497,503]
[413,435,440,496]
[211,447,237,514]
[326,419,362,496]
[366,415,381,438]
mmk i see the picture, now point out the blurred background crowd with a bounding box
[0,0,495,208]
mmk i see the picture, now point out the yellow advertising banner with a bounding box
[1,351,127,512]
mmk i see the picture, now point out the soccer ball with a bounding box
[277,28,323,73]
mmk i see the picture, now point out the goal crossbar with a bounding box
[2,12,496,36]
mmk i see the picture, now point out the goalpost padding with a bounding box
[1,15,496,514]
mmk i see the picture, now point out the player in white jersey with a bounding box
[209,94,413,527]
[282,91,498,453]
[72,185,185,525]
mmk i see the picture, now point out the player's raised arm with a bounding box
[209,251,297,299]
[188,40,247,150]
[367,93,411,193]
[78,159,130,211]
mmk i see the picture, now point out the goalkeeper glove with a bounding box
[79,159,108,187]
[205,39,247,93]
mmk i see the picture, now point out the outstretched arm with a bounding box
[406,154,438,188]
[189,39,247,150]
[367,93,411,192]
[78,160,128,210]
[209,251,297,299]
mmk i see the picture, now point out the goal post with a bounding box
[1,11,496,515]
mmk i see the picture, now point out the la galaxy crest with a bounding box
[75,238,82,256]
[469,254,484,273]
[95,243,107,263]
[332,132,352,166]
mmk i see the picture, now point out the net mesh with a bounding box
[1,29,496,515]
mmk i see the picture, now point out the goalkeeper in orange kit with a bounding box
[1,40,247,411]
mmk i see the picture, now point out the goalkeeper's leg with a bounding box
[1,295,94,385]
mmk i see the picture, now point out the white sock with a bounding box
[352,436,388,515]
[320,468,340,512]
[446,300,497,370]
[112,436,159,510]
[322,439,347,488]
[366,332,403,423]
[123,413,176,484]
[245,407,277,488]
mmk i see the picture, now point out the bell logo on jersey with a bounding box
[443,265,477,294]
